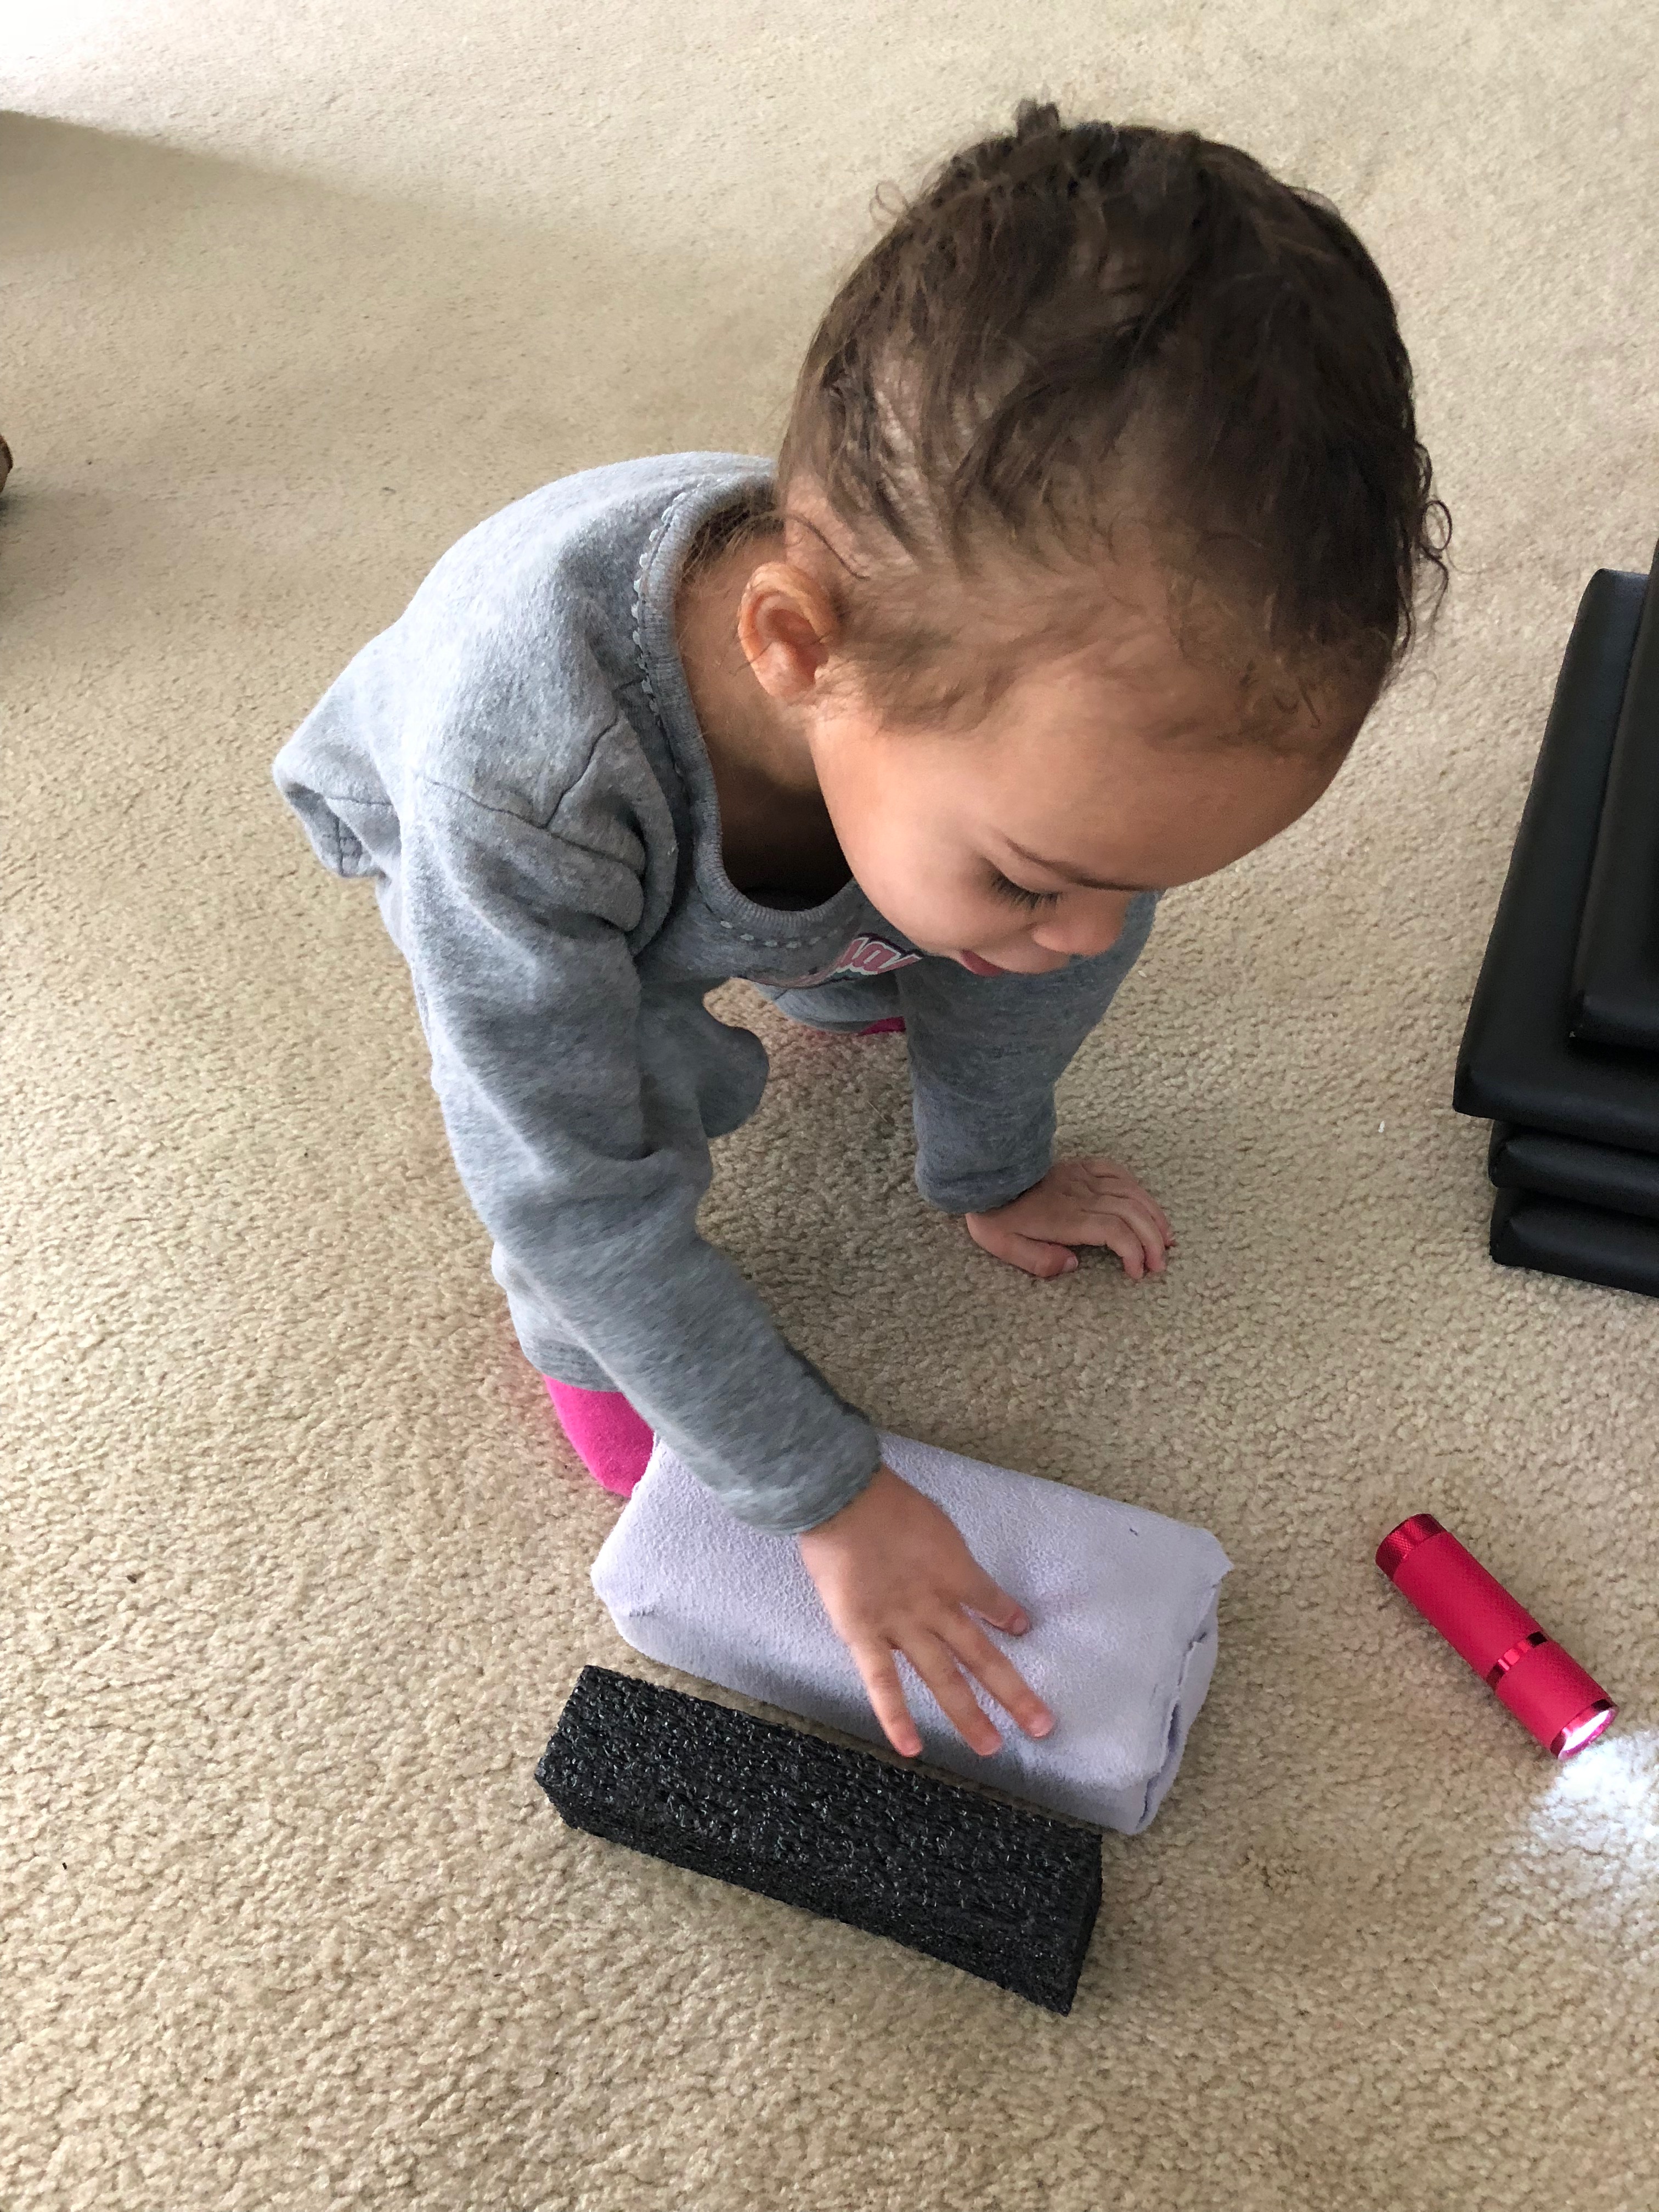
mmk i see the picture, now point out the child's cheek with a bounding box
[853,812,993,952]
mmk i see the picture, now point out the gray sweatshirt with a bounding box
[272,453,1155,1533]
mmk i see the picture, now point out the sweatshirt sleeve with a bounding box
[394,759,882,1536]
[892,893,1160,1214]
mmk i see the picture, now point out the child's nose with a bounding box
[1031,894,1130,960]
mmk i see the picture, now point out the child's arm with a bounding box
[392,764,882,1538]
[893,899,1170,1271]
[399,779,1051,1750]
[397,787,1048,1749]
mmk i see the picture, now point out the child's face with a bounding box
[803,597,1359,977]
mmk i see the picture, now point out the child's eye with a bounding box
[988,871,1063,912]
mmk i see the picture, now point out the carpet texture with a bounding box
[4,5,1657,2207]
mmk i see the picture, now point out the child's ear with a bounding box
[738,562,840,702]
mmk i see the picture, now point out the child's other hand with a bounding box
[797,1464,1053,1760]
[964,1155,1175,1282]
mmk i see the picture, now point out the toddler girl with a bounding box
[273,101,1447,1764]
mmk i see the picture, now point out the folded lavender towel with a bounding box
[590,1430,1232,1833]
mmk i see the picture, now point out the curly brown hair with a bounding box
[703,100,1449,740]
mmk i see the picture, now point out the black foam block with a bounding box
[1491,1185,1659,1297]
[537,1665,1102,2013]
[1454,567,1659,1154]
[1489,1120,1659,1223]
[1570,538,1659,1047]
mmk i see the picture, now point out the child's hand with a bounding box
[964,1155,1175,1282]
[797,1464,1053,1759]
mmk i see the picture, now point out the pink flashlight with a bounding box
[1376,1515,1616,1759]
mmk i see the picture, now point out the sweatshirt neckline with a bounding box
[632,461,868,944]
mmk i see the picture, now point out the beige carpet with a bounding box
[5,4,1657,2207]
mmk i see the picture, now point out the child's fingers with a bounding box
[1131,1183,1174,1245]
[849,1638,923,1758]
[1125,1216,1167,1274]
[1080,1162,1173,1245]
[961,1565,1031,1638]
[1048,1171,1166,1256]
[903,1629,1003,1757]
[941,1612,1053,1740]
[1085,1191,1170,1265]
[1098,1219,1149,1279]
[969,1219,1079,1278]
[1063,1194,1167,1274]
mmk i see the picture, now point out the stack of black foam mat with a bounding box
[1455,539,1659,1295]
